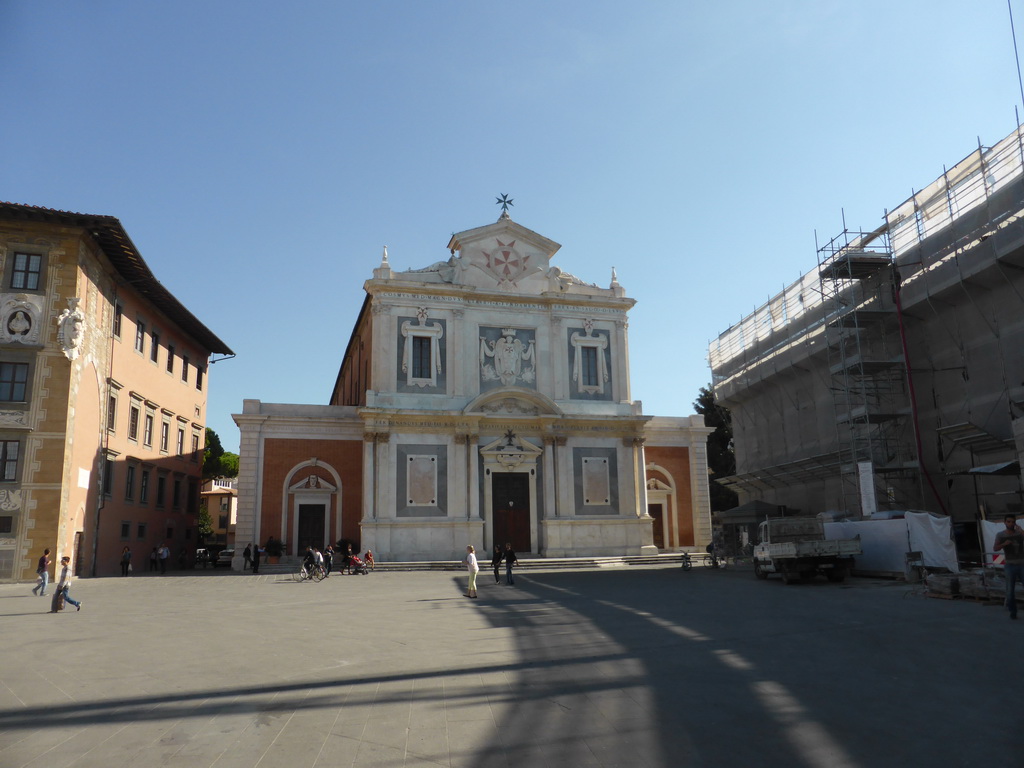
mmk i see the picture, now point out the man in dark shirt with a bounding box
[31,548,50,596]
[995,515,1024,620]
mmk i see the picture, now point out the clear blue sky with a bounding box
[3,1,1022,452]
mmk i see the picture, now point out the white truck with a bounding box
[753,516,861,584]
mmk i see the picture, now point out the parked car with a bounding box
[211,549,235,568]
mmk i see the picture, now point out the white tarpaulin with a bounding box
[824,512,958,574]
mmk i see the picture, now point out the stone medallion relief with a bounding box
[0,295,43,346]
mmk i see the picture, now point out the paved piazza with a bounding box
[0,564,1016,767]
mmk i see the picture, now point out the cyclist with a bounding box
[301,547,316,579]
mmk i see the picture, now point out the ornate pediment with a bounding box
[479,429,544,470]
[464,387,562,418]
[288,474,337,493]
[445,216,561,292]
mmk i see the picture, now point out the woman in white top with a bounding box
[464,545,479,599]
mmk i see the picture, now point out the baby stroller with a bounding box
[348,554,369,575]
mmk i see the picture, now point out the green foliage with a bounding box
[203,427,238,479]
[197,503,214,538]
[694,385,739,512]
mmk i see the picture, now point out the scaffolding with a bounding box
[816,229,920,516]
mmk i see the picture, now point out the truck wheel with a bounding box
[754,562,768,580]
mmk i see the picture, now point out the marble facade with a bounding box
[233,213,712,563]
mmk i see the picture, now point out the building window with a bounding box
[580,346,598,387]
[0,441,18,481]
[128,405,140,441]
[143,414,154,447]
[570,323,610,396]
[160,421,169,452]
[102,458,115,496]
[400,314,443,388]
[135,320,146,353]
[166,345,175,374]
[181,355,189,383]
[11,252,42,291]
[150,330,160,363]
[0,362,28,402]
[137,522,147,540]
[176,428,184,455]
[125,463,136,500]
[156,474,166,507]
[218,514,228,529]
[0,516,12,533]
[173,478,182,509]
[113,303,123,338]
[412,336,431,379]
[196,366,204,391]
[120,521,130,539]
[140,469,149,504]
[166,526,174,540]
[191,433,200,462]
[107,395,117,432]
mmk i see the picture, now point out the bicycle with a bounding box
[296,563,326,582]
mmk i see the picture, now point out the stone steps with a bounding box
[251,553,692,575]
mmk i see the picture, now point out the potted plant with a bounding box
[264,536,284,564]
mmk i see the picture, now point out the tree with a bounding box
[197,503,214,542]
[694,384,739,512]
[203,427,239,479]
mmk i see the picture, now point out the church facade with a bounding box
[232,213,712,563]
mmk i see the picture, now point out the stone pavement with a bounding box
[0,564,1019,767]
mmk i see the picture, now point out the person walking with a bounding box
[31,548,51,596]
[995,514,1024,619]
[491,544,504,584]
[343,544,354,575]
[504,543,518,586]
[243,543,252,571]
[323,545,334,577]
[464,545,479,598]
[251,543,261,574]
[159,543,169,574]
[120,546,132,577]
[149,547,159,572]
[51,556,81,612]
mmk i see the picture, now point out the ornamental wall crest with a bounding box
[56,297,85,361]
[0,294,43,345]
[480,327,536,386]
[479,239,541,288]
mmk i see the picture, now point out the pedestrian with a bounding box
[323,545,333,577]
[504,543,518,585]
[344,544,354,575]
[51,556,81,612]
[995,514,1024,620]
[149,547,158,572]
[491,544,504,584]
[31,548,51,596]
[120,546,132,577]
[159,543,169,574]
[251,544,260,574]
[243,543,252,571]
[364,549,374,571]
[313,547,324,575]
[464,545,479,598]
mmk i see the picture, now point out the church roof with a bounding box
[0,202,233,355]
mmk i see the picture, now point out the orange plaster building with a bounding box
[0,203,232,580]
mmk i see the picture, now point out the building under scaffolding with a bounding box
[710,123,1024,536]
